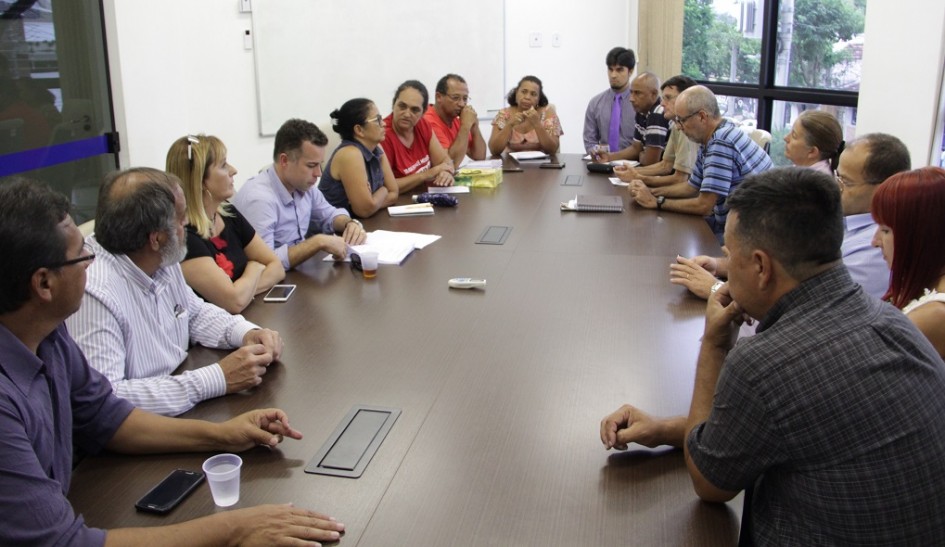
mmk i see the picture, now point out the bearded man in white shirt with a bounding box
[67,167,283,416]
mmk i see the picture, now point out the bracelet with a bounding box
[345,219,363,230]
[710,281,724,295]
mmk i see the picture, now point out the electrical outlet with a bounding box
[552,33,561,48]
[528,32,542,48]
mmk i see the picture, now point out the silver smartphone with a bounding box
[263,284,296,302]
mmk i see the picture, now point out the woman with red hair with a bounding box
[871,166,945,358]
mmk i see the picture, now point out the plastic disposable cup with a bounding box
[360,251,379,279]
[202,453,242,507]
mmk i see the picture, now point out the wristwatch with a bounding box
[710,280,724,295]
[345,218,363,230]
[656,195,666,211]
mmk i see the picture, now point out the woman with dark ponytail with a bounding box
[782,110,844,174]
[319,98,398,218]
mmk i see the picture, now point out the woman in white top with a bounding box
[782,110,844,174]
[871,166,945,358]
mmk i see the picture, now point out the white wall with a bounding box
[103,1,269,175]
[103,0,636,176]
[504,0,636,154]
[856,1,945,166]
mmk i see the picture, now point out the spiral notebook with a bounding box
[560,195,624,213]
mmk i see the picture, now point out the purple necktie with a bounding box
[609,93,622,152]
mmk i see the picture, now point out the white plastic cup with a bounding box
[360,251,379,279]
[202,453,242,507]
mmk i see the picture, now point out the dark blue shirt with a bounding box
[0,322,134,545]
[319,139,385,216]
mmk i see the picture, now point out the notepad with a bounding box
[388,203,434,216]
[560,195,623,213]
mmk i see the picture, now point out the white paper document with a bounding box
[609,177,629,187]
[325,230,442,265]
[509,151,549,161]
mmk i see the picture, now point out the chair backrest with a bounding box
[749,129,772,154]
[78,219,95,237]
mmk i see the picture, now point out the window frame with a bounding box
[691,0,861,131]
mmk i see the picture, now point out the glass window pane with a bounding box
[768,101,857,167]
[716,94,759,130]
[774,0,867,91]
[1,0,116,222]
[682,0,764,84]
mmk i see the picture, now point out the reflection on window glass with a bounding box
[769,102,857,167]
[0,1,116,223]
[682,0,764,84]
[716,95,759,130]
[775,0,866,91]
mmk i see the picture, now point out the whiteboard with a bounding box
[251,0,505,136]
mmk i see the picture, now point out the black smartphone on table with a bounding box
[134,469,205,514]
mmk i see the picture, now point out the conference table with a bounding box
[68,154,743,546]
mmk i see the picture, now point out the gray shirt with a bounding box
[688,265,945,544]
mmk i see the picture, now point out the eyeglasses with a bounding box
[674,110,702,125]
[45,242,96,269]
[834,170,869,190]
[447,94,470,103]
[362,114,383,127]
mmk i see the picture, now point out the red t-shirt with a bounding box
[422,105,473,151]
[382,114,433,178]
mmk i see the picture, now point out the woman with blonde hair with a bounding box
[166,134,284,313]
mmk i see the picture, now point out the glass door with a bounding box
[0,0,118,222]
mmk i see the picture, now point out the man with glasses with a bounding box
[423,73,487,166]
[603,168,945,544]
[233,118,366,270]
[67,168,285,416]
[672,133,910,301]
[0,178,345,545]
[629,85,772,241]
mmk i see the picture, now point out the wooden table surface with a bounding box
[68,154,742,546]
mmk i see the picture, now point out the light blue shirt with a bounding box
[233,166,349,269]
[841,212,888,299]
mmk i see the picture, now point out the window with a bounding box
[682,0,865,150]
[0,1,118,222]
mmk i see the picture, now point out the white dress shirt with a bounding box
[66,236,258,416]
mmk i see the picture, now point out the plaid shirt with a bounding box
[688,265,945,545]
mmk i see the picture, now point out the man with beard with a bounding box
[582,46,637,156]
[67,168,283,416]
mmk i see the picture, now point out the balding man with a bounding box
[423,73,487,167]
[630,85,772,241]
[598,72,669,166]
[67,168,284,416]
[672,132,910,300]
[0,178,343,545]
